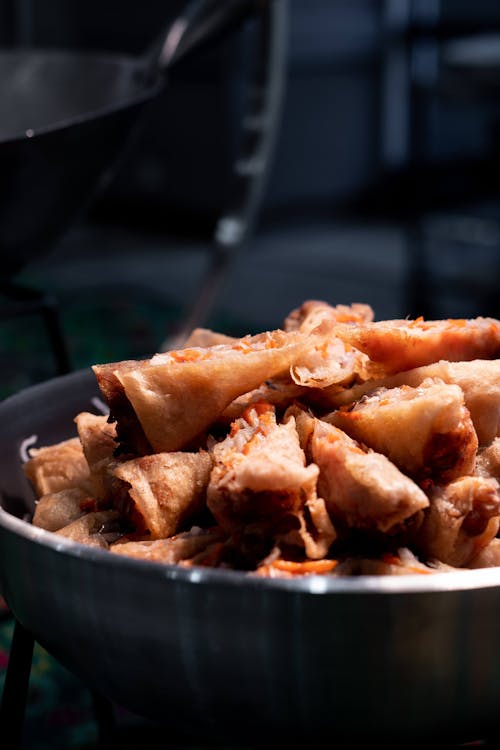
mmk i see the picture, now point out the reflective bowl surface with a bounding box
[1,369,500,745]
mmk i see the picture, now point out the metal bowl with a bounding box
[1,369,500,745]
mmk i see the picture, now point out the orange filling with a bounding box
[272,559,338,575]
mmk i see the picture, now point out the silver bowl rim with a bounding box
[3,502,500,596]
[0,48,160,145]
[3,369,500,598]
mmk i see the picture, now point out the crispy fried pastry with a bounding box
[468,538,500,568]
[56,509,123,548]
[24,437,94,496]
[207,402,336,559]
[32,486,97,532]
[181,327,237,348]
[74,412,118,497]
[24,300,500,575]
[293,408,429,534]
[110,526,227,564]
[333,317,500,374]
[284,300,374,333]
[92,359,152,456]
[326,378,478,482]
[112,329,313,453]
[111,450,213,539]
[476,438,500,480]
[325,359,500,446]
[415,476,500,567]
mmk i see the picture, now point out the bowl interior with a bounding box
[3,368,500,595]
[4,371,500,744]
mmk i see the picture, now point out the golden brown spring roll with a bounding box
[323,359,500,447]
[113,328,313,453]
[283,300,374,333]
[333,316,500,374]
[110,526,227,564]
[293,409,429,535]
[326,377,478,483]
[207,402,336,559]
[32,487,96,532]
[23,437,93,496]
[415,476,500,567]
[56,509,123,548]
[111,450,213,539]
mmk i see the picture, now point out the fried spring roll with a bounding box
[111,451,213,539]
[415,476,500,567]
[110,526,227,564]
[324,359,500,447]
[32,487,96,532]
[327,378,478,483]
[333,316,500,374]
[74,412,117,497]
[207,402,336,559]
[56,509,123,548]
[293,409,429,534]
[111,329,313,453]
[23,437,93,496]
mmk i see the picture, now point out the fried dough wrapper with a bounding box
[223,304,377,418]
[111,329,314,453]
[476,438,500,479]
[110,526,227,564]
[468,538,500,568]
[283,300,374,333]
[32,487,100,532]
[23,437,94,496]
[56,509,124,548]
[283,302,378,389]
[292,408,429,535]
[326,378,478,483]
[220,377,305,423]
[334,548,454,576]
[326,359,500,447]
[415,476,500,567]
[254,557,339,578]
[290,325,379,389]
[74,412,117,497]
[92,358,153,456]
[181,327,237,348]
[111,451,213,539]
[207,402,336,560]
[333,317,500,374]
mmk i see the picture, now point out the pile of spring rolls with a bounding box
[23,300,500,577]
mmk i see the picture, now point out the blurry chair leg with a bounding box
[0,595,12,622]
[0,282,72,376]
[0,620,116,750]
[38,290,72,375]
[163,237,239,350]
[0,619,35,750]
[91,690,117,750]
[404,222,433,319]
[161,0,288,350]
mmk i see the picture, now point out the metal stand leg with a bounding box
[91,690,117,750]
[0,282,72,375]
[0,619,35,749]
[404,222,433,319]
[39,291,72,375]
[162,0,289,349]
[0,619,119,749]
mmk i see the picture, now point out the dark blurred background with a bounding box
[3,3,500,747]
[2,0,500,397]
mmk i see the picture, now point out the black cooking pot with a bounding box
[2,368,500,746]
[0,0,261,280]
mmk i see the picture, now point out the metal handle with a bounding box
[141,0,262,85]
[163,0,289,348]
